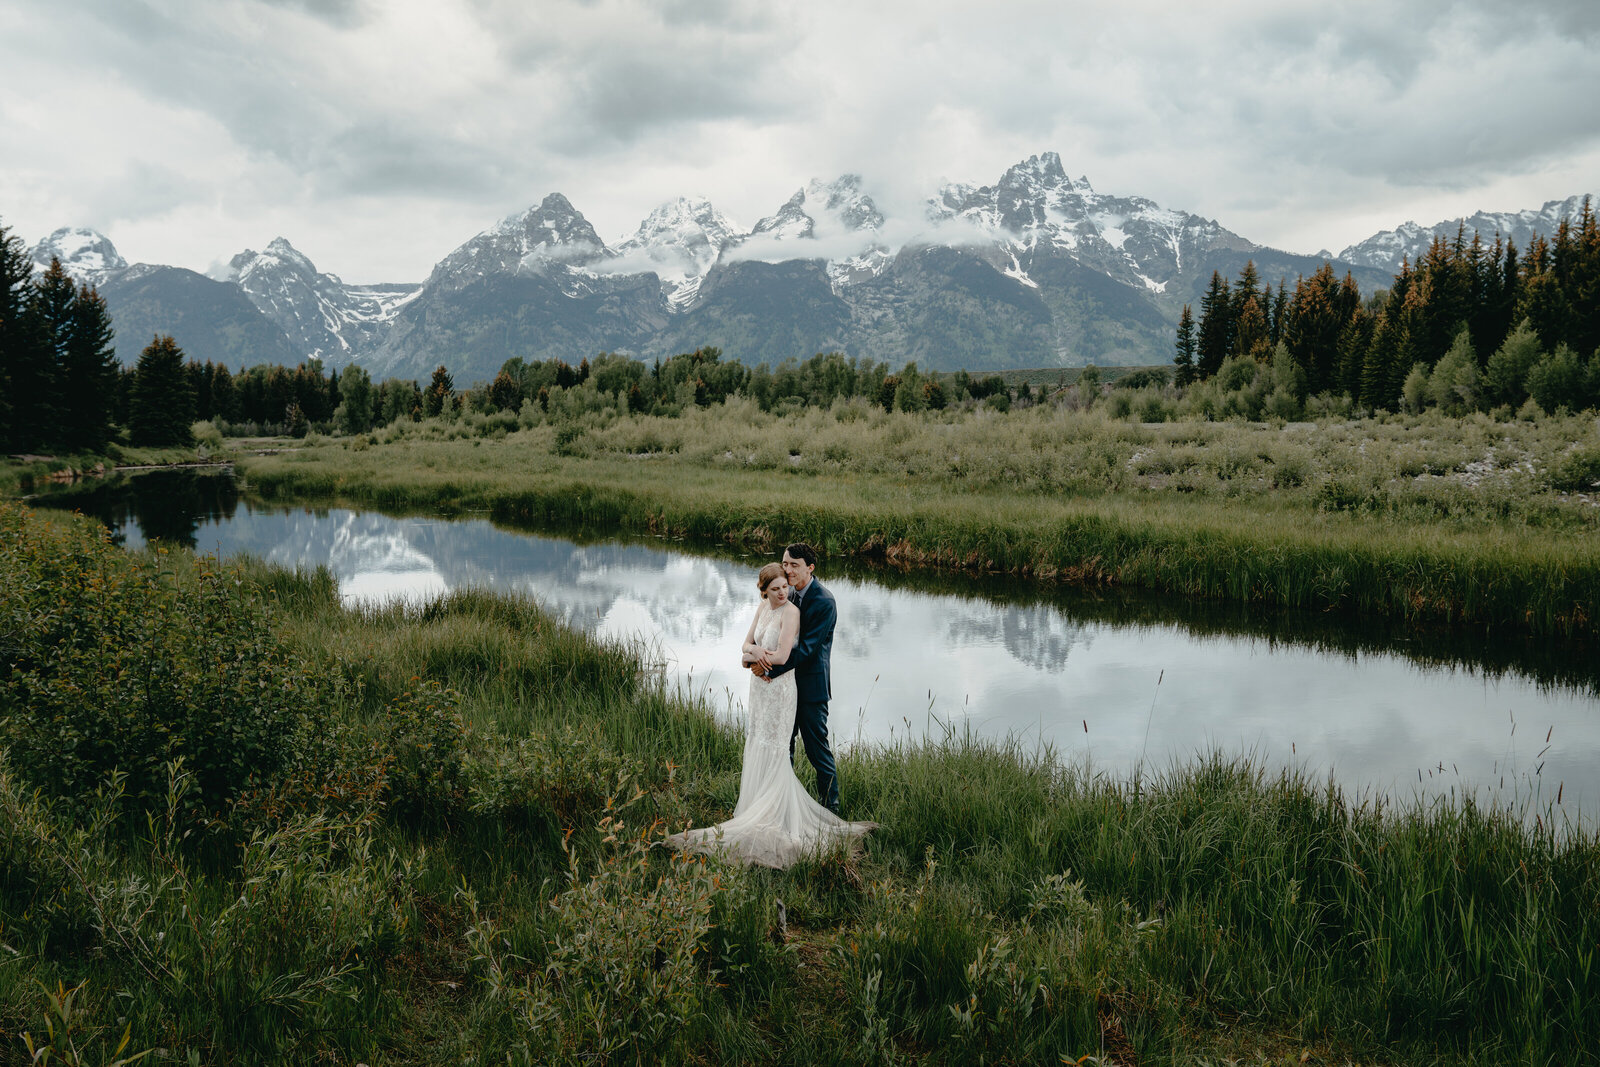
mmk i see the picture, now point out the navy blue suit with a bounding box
[766,577,840,813]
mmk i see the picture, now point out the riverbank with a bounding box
[236,403,1600,637]
[2,500,1596,1064]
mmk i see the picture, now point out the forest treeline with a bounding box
[1175,197,1600,416]
[6,200,1600,457]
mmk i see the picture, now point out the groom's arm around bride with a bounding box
[754,543,841,815]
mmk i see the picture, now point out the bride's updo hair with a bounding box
[757,562,785,593]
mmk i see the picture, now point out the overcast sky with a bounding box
[2,0,1597,283]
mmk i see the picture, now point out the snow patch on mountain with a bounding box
[924,152,1246,291]
[427,193,611,293]
[1337,195,1596,272]
[728,176,894,292]
[29,227,128,287]
[226,237,419,363]
[602,196,742,308]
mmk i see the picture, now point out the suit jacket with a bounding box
[767,578,834,703]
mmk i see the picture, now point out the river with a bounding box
[36,467,1600,823]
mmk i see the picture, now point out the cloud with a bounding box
[2,0,1596,281]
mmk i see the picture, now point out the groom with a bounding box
[752,542,841,815]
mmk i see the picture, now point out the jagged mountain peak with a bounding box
[806,174,884,231]
[622,195,741,247]
[220,235,416,363]
[752,175,886,240]
[29,226,127,285]
[225,236,319,282]
[424,193,612,294]
[1336,194,1598,273]
[494,192,606,251]
[611,196,742,308]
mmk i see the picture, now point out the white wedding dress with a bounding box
[667,602,876,868]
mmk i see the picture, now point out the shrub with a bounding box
[0,504,322,821]
[1547,445,1600,492]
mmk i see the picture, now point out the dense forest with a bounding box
[1175,197,1600,415]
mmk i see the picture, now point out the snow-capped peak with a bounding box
[741,175,892,291]
[611,196,742,308]
[1335,195,1598,273]
[428,193,611,291]
[752,175,885,239]
[29,227,127,286]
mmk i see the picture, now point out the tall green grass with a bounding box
[3,502,1598,1064]
[240,406,1600,635]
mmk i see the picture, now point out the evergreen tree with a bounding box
[1335,308,1372,403]
[14,259,75,451]
[0,217,35,451]
[1232,261,1263,325]
[1173,304,1197,386]
[489,370,523,412]
[424,365,454,417]
[1196,271,1232,378]
[1234,296,1269,359]
[59,283,119,453]
[1360,311,1399,409]
[128,335,196,447]
[1268,282,1289,347]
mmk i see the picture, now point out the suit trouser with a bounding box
[792,697,840,814]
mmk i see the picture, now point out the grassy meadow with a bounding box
[2,500,1599,1066]
[235,399,1600,636]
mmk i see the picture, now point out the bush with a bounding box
[0,504,323,821]
[1547,445,1600,492]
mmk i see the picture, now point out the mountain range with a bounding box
[28,154,1594,383]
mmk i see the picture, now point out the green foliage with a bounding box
[1547,445,1600,492]
[379,681,468,822]
[1427,329,1481,415]
[1482,320,1544,408]
[0,504,320,819]
[128,336,195,447]
[1527,343,1589,414]
[463,813,772,1064]
[337,363,374,434]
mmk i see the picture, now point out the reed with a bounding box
[3,503,1598,1064]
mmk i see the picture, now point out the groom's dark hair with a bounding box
[784,542,817,568]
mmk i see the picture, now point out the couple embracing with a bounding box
[668,543,876,868]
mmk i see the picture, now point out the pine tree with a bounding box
[1232,261,1262,323]
[1268,282,1289,347]
[424,365,454,417]
[129,335,196,447]
[13,259,75,451]
[1571,196,1600,359]
[1235,297,1269,359]
[0,217,34,451]
[1173,304,1197,386]
[1361,311,1398,409]
[489,370,523,412]
[59,283,119,453]
[1196,271,1232,378]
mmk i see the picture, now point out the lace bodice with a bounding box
[754,602,785,653]
[747,603,795,754]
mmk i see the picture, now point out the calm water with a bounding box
[37,468,1600,822]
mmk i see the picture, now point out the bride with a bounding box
[666,562,875,868]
